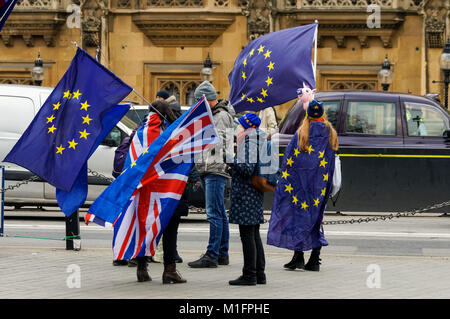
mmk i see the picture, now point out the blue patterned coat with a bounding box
[228,130,265,225]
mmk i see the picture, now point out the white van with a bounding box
[0,84,149,208]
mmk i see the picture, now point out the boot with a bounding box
[304,248,321,272]
[229,275,257,286]
[136,257,151,282]
[162,263,187,284]
[283,251,305,270]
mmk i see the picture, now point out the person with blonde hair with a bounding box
[267,98,338,272]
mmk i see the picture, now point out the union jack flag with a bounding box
[0,0,18,32]
[85,96,219,260]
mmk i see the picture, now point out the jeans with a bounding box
[239,225,265,279]
[201,174,229,260]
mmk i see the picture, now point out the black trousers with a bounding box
[162,213,181,266]
[239,224,265,279]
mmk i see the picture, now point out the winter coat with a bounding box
[196,98,235,179]
[228,129,266,225]
[173,164,201,217]
[166,95,182,118]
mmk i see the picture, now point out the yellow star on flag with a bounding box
[321,187,326,196]
[257,97,264,103]
[243,58,247,66]
[130,160,137,168]
[306,145,314,155]
[320,158,328,168]
[79,129,90,140]
[72,90,82,100]
[46,115,55,124]
[285,184,293,194]
[68,139,78,149]
[281,169,290,180]
[265,76,273,87]
[242,72,247,80]
[313,198,320,207]
[241,93,246,101]
[260,88,268,98]
[53,102,61,110]
[286,157,294,167]
[56,144,65,154]
[80,101,90,111]
[323,173,329,181]
[247,97,254,103]
[47,125,56,134]
[63,90,72,99]
[301,201,309,210]
[319,151,325,158]
[249,49,255,56]
[264,50,272,59]
[267,61,275,71]
[257,45,265,54]
[82,114,92,125]
[294,148,300,157]
[292,195,299,205]
[143,147,149,154]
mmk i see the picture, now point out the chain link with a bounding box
[0,175,40,193]
[322,200,450,225]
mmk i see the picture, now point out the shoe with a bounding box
[257,273,266,285]
[162,263,187,284]
[218,255,229,265]
[127,259,138,267]
[284,251,305,270]
[229,275,257,286]
[112,260,128,266]
[304,252,321,272]
[175,252,183,264]
[136,258,151,282]
[188,254,218,268]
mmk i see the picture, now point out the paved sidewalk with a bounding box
[0,244,449,299]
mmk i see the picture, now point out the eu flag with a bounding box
[0,0,18,31]
[267,123,335,251]
[4,48,133,194]
[228,23,317,113]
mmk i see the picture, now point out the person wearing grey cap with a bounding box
[188,81,236,269]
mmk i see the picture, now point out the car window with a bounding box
[323,101,340,130]
[0,96,35,135]
[120,108,148,131]
[345,101,396,135]
[405,102,449,137]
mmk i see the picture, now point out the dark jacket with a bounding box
[228,129,266,225]
[173,164,201,217]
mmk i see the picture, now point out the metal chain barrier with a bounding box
[322,200,450,225]
[1,169,449,226]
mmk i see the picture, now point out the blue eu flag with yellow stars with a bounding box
[228,23,317,113]
[4,48,132,215]
[267,123,335,251]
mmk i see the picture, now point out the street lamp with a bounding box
[378,55,393,91]
[31,51,44,86]
[201,54,213,82]
[439,38,450,110]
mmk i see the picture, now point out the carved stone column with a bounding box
[239,0,273,41]
[80,0,109,64]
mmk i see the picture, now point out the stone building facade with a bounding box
[0,0,448,118]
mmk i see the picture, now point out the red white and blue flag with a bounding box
[85,96,219,260]
[0,0,18,32]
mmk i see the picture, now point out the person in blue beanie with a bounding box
[228,113,268,286]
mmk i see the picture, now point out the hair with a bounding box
[150,100,178,124]
[297,114,339,152]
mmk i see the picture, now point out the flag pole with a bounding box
[132,89,166,119]
[314,20,318,81]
